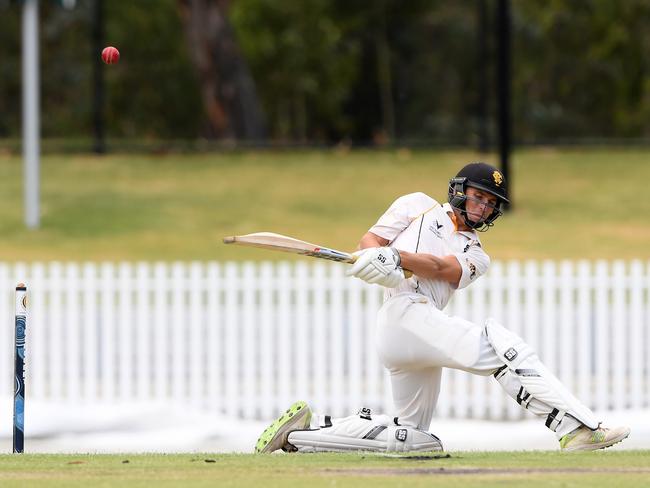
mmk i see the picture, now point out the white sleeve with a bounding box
[453,241,490,290]
[368,193,438,243]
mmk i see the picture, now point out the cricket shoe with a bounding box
[255,401,312,453]
[560,424,630,452]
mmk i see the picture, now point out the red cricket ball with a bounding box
[101,46,120,65]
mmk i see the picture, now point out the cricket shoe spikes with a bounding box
[255,401,313,453]
[560,423,630,451]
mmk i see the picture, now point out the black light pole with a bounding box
[496,0,512,208]
[92,0,105,154]
[477,0,489,153]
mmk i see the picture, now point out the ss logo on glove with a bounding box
[345,247,405,288]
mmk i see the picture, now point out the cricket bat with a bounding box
[223,232,413,277]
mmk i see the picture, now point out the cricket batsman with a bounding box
[255,162,631,453]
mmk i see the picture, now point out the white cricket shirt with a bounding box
[368,192,490,310]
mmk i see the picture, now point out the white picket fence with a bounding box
[0,260,648,421]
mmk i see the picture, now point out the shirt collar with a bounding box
[442,202,478,239]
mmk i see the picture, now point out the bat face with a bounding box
[223,232,413,278]
[223,232,355,263]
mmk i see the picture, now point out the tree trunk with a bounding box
[375,13,395,144]
[177,0,266,141]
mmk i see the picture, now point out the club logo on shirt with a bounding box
[428,220,444,238]
[463,240,481,253]
[467,259,477,279]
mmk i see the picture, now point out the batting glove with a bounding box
[346,247,404,288]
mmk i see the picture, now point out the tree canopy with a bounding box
[0,0,647,145]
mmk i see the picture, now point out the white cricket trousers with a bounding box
[376,293,582,439]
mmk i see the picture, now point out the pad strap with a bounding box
[516,386,533,409]
[545,408,566,432]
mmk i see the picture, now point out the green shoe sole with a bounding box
[562,429,630,451]
[255,401,312,454]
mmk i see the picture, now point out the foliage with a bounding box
[0,0,201,139]
[0,0,648,142]
[513,0,650,140]
[229,0,361,141]
[103,1,203,138]
[230,0,650,143]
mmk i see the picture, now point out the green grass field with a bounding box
[0,147,648,261]
[0,451,647,487]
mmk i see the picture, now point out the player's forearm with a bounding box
[397,251,461,285]
[357,232,389,250]
[355,233,461,285]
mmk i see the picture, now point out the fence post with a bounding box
[558,260,574,392]
[259,262,274,417]
[594,261,609,412]
[136,262,151,401]
[612,261,626,410]
[189,262,205,409]
[277,263,292,411]
[224,262,240,417]
[100,262,116,402]
[576,261,592,408]
[294,262,310,409]
[206,262,222,413]
[330,265,345,416]
[31,263,45,400]
[629,260,643,410]
[82,263,98,402]
[347,272,363,415]
[117,262,133,402]
[66,263,81,402]
[50,262,64,400]
[541,261,557,370]
[242,262,257,418]
[153,263,169,401]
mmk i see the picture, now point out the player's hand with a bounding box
[346,247,405,288]
[348,247,399,280]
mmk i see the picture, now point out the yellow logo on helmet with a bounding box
[492,171,503,186]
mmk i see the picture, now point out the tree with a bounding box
[176,0,266,140]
